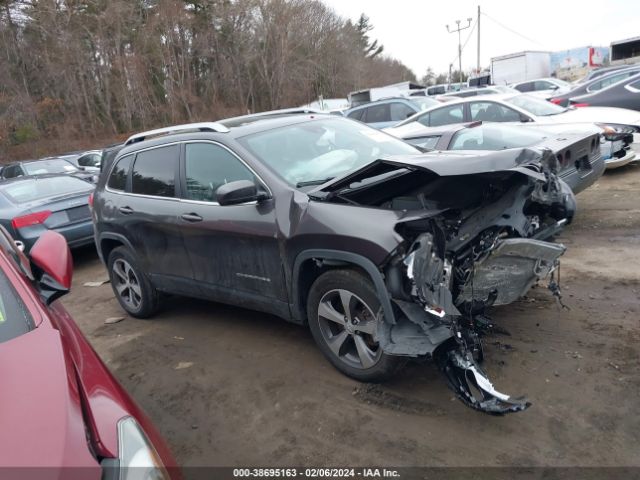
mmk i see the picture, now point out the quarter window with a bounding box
[107,155,133,191]
[131,145,178,197]
[405,136,441,150]
[184,143,256,202]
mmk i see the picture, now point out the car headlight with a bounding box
[117,417,170,480]
[595,123,640,138]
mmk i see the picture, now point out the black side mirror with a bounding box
[520,114,532,123]
[216,180,267,206]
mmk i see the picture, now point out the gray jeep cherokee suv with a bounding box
[92,112,575,414]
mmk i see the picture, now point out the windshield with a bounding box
[0,266,34,344]
[24,159,79,175]
[1,176,93,204]
[450,124,548,150]
[239,118,420,187]
[410,97,439,110]
[506,94,567,116]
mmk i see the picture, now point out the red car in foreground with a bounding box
[0,227,179,479]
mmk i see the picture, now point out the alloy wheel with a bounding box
[317,288,381,369]
[112,258,142,310]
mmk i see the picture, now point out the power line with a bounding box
[481,11,547,49]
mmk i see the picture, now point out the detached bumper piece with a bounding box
[437,343,531,415]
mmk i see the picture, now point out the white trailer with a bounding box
[490,51,551,85]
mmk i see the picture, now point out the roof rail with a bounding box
[124,122,230,146]
[219,107,324,125]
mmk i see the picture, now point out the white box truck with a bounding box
[491,51,551,85]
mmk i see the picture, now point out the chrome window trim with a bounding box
[105,140,272,206]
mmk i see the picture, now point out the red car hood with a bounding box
[0,325,100,476]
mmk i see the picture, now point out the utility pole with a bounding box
[477,5,481,75]
[447,17,473,84]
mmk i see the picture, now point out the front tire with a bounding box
[107,246,159,318]
[307,269,402,382]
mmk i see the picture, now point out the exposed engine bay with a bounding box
[311,148,575,414]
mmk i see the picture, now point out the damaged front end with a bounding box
[313,148,573,414]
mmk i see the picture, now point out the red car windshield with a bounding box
[0,268,34,344]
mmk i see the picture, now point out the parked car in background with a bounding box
[550,66,640,106]
[395,122,604,194]
[567,72,640,112]
[92,115,576,414]
[345,97,439,128]
[386,93,640,156]
[0,226,178,478]
[66,149,103,172]
[0,174,94,251]
[0,157,98,183]
[575,64,634,84]
[300,98,350,114]
[510,77,572,99]
[440,85,518,98]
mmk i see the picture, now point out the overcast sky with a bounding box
[321,0,640,78]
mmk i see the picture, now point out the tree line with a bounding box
[0,0,416,157]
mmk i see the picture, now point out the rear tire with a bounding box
[307,269,402,382]
[107,246,159,318]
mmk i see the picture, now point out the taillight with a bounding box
[572,103,590,108]
[549,98,562,105]
[12,210,52,229]
[88,192,94,208]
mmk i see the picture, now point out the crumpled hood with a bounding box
[310,147,554,197]
[0,326,99,473]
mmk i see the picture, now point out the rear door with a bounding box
[115,144,193,292]
[178,141,287,308]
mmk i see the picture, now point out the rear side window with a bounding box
[389,102,415,121]
[364,104,390,123]
[346,109,365,121]
[0,268,35,344]
[429,105,464,127]
[131,145,178,197]
[78,153,101,167]
[107,155,133,191]
[514,82,534,92]
[470,102,521,122]
[3,165,22,179]
[184,143,256,202]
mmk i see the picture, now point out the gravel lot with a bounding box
[64,163,640,468]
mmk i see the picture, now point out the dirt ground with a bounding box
[63,163,640,468]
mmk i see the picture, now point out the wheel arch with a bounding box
[97,233,135,265]
[291,249,395,325]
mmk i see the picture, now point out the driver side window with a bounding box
[184,143,256,202]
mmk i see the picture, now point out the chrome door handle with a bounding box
[181,213,203,222]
